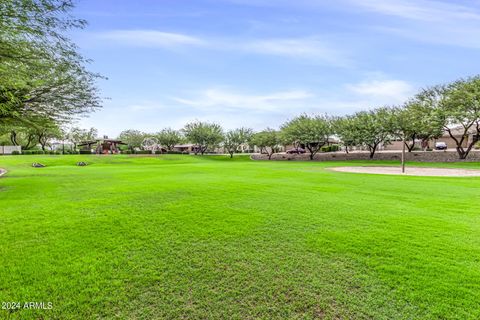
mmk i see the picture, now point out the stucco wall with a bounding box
[251,151,480,162]
[0,146,21,154]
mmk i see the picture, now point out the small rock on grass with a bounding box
[77,162,88,166]
[32,163,45,168]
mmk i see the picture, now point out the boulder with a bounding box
[32,163,45,168]
[77,162,88,166]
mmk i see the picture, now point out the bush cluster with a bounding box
[321,145,340,152]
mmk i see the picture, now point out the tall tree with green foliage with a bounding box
[281,114,331,160]
[66,126,98,150]
[30,118,63,151]
[118,130,145,152]
[0,119,36,149]
[156,128,182,151]
[387,102,443,152]
[223,127,253,158]
[348,108,392,159]
[417,76,480,159]
[332,116,357,153]
[183,121,224,155]
[251,129,280,160]
[0,0,102,124]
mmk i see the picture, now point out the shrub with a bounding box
[166,150,183,154]
[79,150,92,154]
[475,142,480,150]
[24,150,45,155]
[330,144,340,152]
[11,151,20,155]
[135,150,152,154]
[154,150,164,154]
[321,146,331,152]
[122,150,132,154]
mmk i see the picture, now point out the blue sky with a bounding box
[71,0,480,136]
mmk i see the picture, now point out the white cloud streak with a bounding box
[97,30,206,48]
[351,0,480,22]
[95,29,350,65]
[172,88,314,112]
[346,79,415,104]
[348,0,480,48]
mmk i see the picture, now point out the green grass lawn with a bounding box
[1,155,480,319]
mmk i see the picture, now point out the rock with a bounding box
[32,163,45,168]
[77,162,87,166]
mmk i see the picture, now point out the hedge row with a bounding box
[320,145,340,152]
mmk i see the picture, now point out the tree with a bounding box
[183,121,224,155]
[0,119,37,149]
[0,0,102,124]
[348,108,391,159]
[332,116,356,153]
[417,76,480,159]
[251,129,280,160]
[118,130,145,152]
[223,127,253,158]
[156,128,182,151]
[67,126,98,150]
[387,102,443,153]
[31,119,63,151]
[281,114,331,160]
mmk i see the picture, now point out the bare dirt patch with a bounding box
[329,166,480,177]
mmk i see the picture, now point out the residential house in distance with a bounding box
[384,126,479,151]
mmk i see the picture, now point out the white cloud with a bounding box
[347,0,480,48]
[94,29,350,65]
[241,37,351,66]
[97,30,206,47]
[351,0,480,22]
[346,79,415,105]
[172,88,314,112]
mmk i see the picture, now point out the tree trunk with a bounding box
[10,130,17,146]
[306,146,314,160]
[368,145,377,159]
[445,127,470,159]
[406,140,415,152]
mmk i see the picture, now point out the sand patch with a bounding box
[329,166,480,177]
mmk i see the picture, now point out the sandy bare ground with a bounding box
[329,166,480,177]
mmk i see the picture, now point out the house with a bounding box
[383,126,479,151]
[172,144,196,153]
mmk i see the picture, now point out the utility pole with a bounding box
[401,136,406,174]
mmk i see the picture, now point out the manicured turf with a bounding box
[1,155,480,319]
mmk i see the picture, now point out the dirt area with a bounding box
[329,166,480,177]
